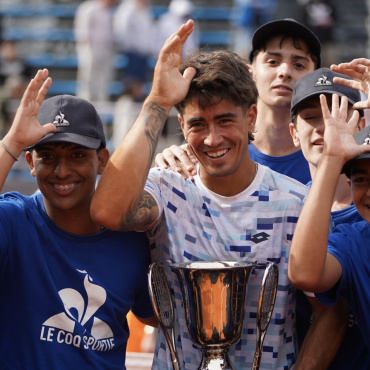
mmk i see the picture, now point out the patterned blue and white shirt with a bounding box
[145,165,309,370]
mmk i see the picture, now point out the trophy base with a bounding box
[197,347,236,370]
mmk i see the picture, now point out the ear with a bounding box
[245,104,257,133]
[178,113,186,137]
[247,63,256,82]
[97,148,110,175]
[289,122,301,148]
[25,151,36,177]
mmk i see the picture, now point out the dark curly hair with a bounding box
[174,49,258,142]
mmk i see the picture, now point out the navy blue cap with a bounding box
[248,18,321,68]
[342,126,370,178]
[290,68,363,120]
[27,95,106,150]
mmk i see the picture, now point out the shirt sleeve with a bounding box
[144,168,165,231]
[315,231,349,306]
[0,193,26,257]
[130,235,154,319]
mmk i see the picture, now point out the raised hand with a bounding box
[7,69,56,152]
[148,20,196,110]
[321,94,370,163]
[331,58,370,109]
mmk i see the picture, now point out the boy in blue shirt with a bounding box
[0,69,156,370]
[289,67,369,368]
[289,58,370,353]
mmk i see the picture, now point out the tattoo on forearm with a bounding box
[119,191,158,232]
[118,101,166,231]
[143,101,167,167]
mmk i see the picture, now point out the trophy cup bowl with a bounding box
[171,261,256,370]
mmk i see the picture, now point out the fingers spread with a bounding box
[36,77,52,106]
[347,110,360,128]
[339,96,348,120]
[331,94,340,117]
[320,94,331,121]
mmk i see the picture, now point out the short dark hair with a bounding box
[174,49,258,142]
[249,34,318,69]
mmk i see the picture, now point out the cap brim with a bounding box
[25,132,102,151]
[290,90,360,120]
[342,154,370,178]
[249,19,321,67]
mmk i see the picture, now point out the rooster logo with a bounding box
[53,111,70,126]
[315,75,332,87]
[42,270,113,340]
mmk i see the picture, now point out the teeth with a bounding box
[55,183,76,190]
[207,149,228,158]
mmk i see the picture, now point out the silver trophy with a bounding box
[148,260,278,370]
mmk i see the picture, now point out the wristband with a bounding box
[0,140,19,161]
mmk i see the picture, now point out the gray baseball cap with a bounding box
[27,95,106,150]
[290,68,363,120]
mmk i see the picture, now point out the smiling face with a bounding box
[26,143,109,214]
[180,98,257,181]
[350,159,370,223]
[250,36,316,110]
[290,95,365,167]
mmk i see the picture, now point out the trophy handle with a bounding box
[148,262,181,370]
[252,262,279,370]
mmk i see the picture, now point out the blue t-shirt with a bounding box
[296,182,369,368]
[249,144,311,184]
[331,205,364,227]
[0,192,154,370]
[316,221,370,353]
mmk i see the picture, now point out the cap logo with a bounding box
[363,135,370,145]
[53,112,69,126]
[315,75,332,87]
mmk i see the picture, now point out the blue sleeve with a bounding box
[0,193,26,257]
[315,231,350,306]
[130,235,154,319]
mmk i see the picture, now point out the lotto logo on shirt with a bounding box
[40,269,115,351]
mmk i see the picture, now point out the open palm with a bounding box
[149,20,196,110]
[8,69,56,151]
[321,94,370,163]
[331,58,370,109]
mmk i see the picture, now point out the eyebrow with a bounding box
[186,112,238,125]
[351,169,369,176]
[265,52,311,63]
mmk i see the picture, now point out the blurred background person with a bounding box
[0,41,30,138]
[74,0,116,102]
[303,0,336,67]
[232,0,276,58]
[112,79,146,149]
[113,0,155,85]
[155,0,198,58]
